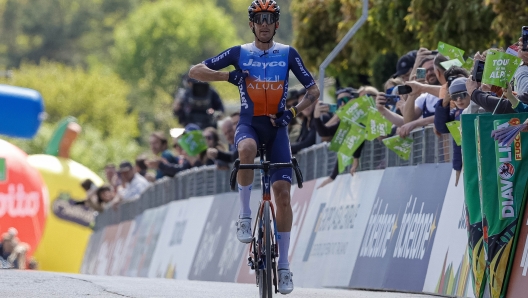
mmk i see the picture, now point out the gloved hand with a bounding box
[271,108,295,127]
[228,69,248,86]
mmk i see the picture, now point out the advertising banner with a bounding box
[292,171,383,288]
[423,170,474,297]
[476,113,528,298]
[461,113,487,298]
[80,228,105,275]
[147,196,214,279]
[349,164,452,292]
[123,205,168,277]
[188,193,243,282]
[108,220,133,276]
[94,224,119,275]
[236,182,315,284]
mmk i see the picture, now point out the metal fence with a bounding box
[93,125,454,230]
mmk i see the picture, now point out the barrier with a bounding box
[82,163,481,297]
[93,126,453,230]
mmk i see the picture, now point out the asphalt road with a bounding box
[0,270,442,298]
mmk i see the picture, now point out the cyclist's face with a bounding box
[250,14,279,41]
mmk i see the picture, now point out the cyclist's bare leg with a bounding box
[237,138,257,186]
[273,180,292,271]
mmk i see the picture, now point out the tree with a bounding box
[0,61,142,175]
[485,0,528,46]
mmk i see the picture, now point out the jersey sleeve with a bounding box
[288,47,316,89]
[202,46,241,71]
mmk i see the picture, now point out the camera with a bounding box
[472,60,485,83]
[385,95,400,106]
[522,26,528,52]
[447,76,457,87]
[397,85,412,95]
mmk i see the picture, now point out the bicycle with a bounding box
[230,144,303,298]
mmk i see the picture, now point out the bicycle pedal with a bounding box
[247,257,255,269]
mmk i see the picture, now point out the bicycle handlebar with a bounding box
[229,158,304,191]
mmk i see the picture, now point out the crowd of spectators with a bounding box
[0,228,36,269]
[87,35,528,212]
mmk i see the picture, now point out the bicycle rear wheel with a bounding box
[263,201,273,298]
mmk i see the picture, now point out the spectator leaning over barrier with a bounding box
[286,89,302,143]
[117,161,150,202]
[203,126,227,167]
[398,49,442,137]
[95,185,120,212]
[315,87,371,189]
[465,48,528,115]
[148,131,180,180]
[392,50,418,82]
[434,77,470,181]
[375,79,407,129]
[104,163,121,191]
[206,117,240,165]
[290,96,319,154]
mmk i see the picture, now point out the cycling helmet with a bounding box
[248,0,280,22]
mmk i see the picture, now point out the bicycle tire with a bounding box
[264,201,273,298]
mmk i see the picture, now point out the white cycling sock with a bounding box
[277,232,290,270]
[238,184,252,218]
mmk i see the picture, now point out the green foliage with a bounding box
[0,61,142,175]
[485,0,528,45]
[370,52,399,91]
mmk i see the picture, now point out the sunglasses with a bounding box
[204,135,214,141]
[451,92,468,101]
[253,12,278,25]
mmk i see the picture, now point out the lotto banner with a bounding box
[147,196,214,279]
[476,113,528,298]
[349,164,451,292]
[461,113,487,298]
[423,170,474,297]
[291,171,383,288]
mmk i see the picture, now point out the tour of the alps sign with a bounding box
[349,164,452,292]
[482,50,522,88]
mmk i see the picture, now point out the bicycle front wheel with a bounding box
[263,201,273,298]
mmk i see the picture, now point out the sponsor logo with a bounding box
[52,194,95,227]
[0,183,41,217]
[246,82,283,90]
[169,220,187,246]
[211,49,231,63]
[511,118,523,160]
[273,50,279,54]
[238,85,249,109]
[497,122,515,219]
[282,175,292,182]
[295,57,310,77]
[242,59,286,69]
[360,199,397,258]
[392,196,436,260]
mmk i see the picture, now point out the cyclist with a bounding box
[189,0,319,294]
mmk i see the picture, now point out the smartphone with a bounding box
[385,95,400,106]
[431,50,439,55]
[472,60,485,82]
[328,104,338,113]
[447,76,456,87]
[416,68,426,80]
[397,85,412,95]
[522,26,528,52]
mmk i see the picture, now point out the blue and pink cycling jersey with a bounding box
[203,42,315,183]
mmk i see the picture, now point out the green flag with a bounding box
[437,41,465,63]
[482,50,522,88]
[329,120,351,152]
[178,130,208,157]
[0,157,5,182]
[446,120,462,146]
[461,114,487,298]
[476,113,528,298]
[463,57,475,72]
[382,135,413,160]
[337,124,365,173]
[336,95,371,125]
[366,107,392,141]
[440,59,463,71]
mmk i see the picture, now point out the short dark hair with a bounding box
[135,155,147,171]
[96,185,112,204]
[80,179,94,192]
[419,57,434,68]
[433,54,449,71]
[444,66,470,80]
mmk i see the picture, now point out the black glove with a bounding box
[273,108,295,127]
[228,70,248,86]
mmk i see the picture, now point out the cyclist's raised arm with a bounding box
[189,46,241,82]
[288,47,320,113]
